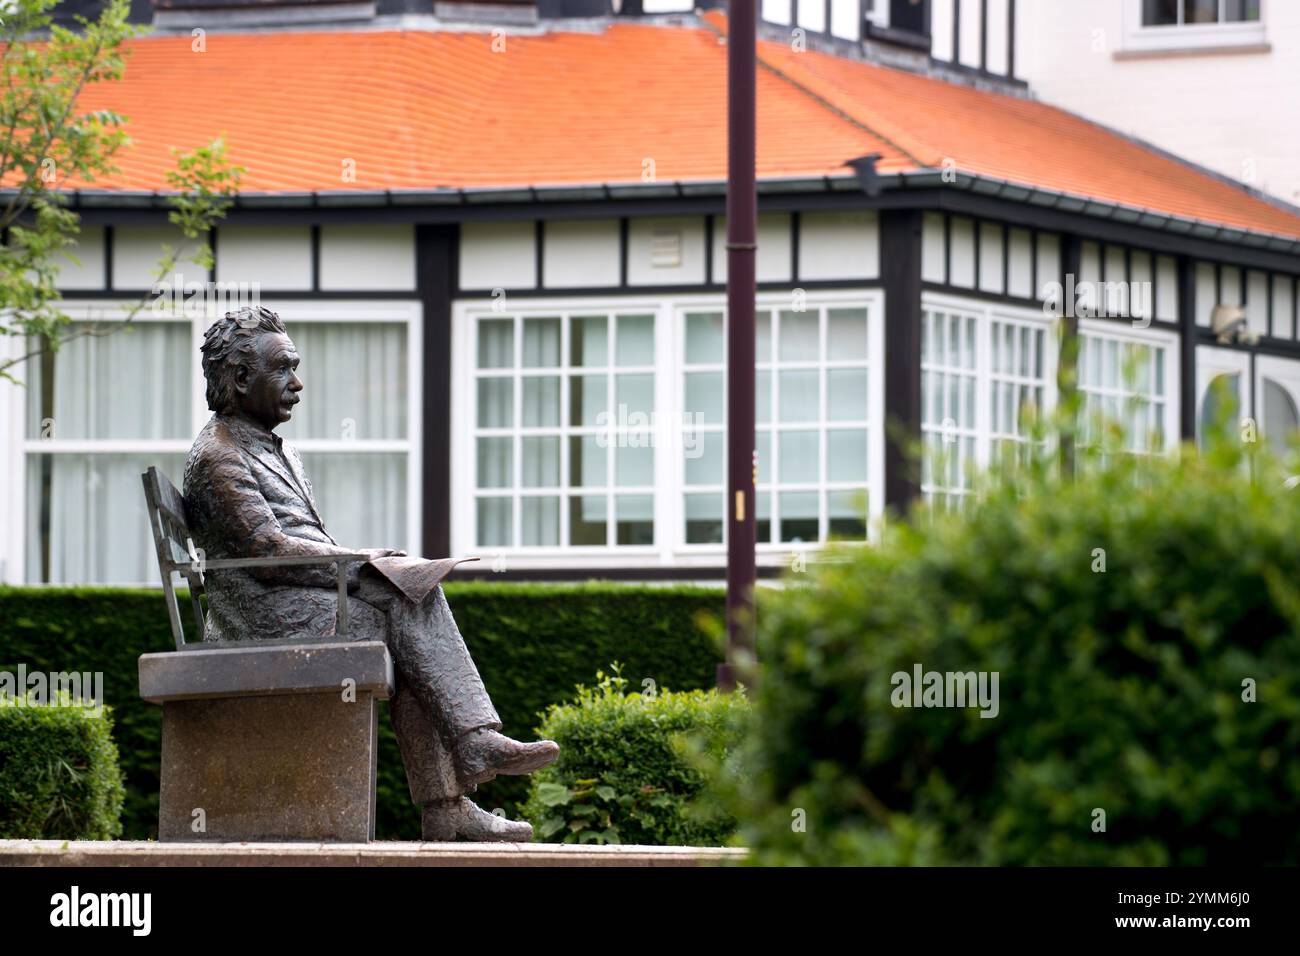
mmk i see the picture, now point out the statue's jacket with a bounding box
[183,412,386,642]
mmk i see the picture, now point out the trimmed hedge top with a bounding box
[0,582,725,839]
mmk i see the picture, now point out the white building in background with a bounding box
[1018,0,1300,206]
[1,0,1298,591]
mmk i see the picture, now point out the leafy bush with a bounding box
[0,583,724,838]
[726,432,1300,865]
[0,694,126,840]
[523,665,747,846]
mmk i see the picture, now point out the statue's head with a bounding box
[201,306,302,430]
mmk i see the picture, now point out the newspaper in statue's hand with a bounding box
[364,555,480,604]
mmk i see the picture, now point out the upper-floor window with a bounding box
[1142,0,1259,26]
[1126,0,1266,55]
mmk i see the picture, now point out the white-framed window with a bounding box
[5,299,422,586]
[452,290,885,569]
[1124,0,1266,54]
[921,293,1059,509]
[1077,319,1179,454]
[919,294,1178,506]
[468,307,659,553]
[1255,355,1300,456]
[1198,348,1300,456]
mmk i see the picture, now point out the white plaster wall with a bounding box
[56,225,105,290]
[543,219,620,288]
[319,224,415,291]
[460,221,536,291]
[798,210,879,281]
[114,225,206,290]
[216,225,313,290]
[1018,0,1300,205]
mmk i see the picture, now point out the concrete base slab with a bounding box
[0,840,747,867]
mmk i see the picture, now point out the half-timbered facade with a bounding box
[4,1,1299,584]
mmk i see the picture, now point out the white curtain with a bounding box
[300,452,407,552]
[28,453,186,585]
[26,322,190,440]
[27,319,411,583]
[277,322,407,441]
[25,322,189,584]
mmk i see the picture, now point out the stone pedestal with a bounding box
[139,641,394,843]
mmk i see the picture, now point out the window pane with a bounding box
[26,322,190,440]
[828,489,868,539]
[521,376,560,427]
[779,310,818,361]
[756,430,772,484]
[779,491,819,543]
[521,436,560,487]
[477,378,513,428]
[300,452,408,552]
[616,494,654,545]
[476,497,511,547]
[756,311,772,363]
[571,316,608,367]
[686,312,724,364]
[478,319,513,368]
[756,489,772,543]
[569,495,607,545]
[569,435,606,487]
[685,372,724,424]
[828,368,868,421]
[616,373,654,419]
[1224,0,1261,21]
[522,317,561,368]
[686,431,724,485]
[1186,0,1217,22]
[778,370,819,422]
[1142,0,1178,23]
[780,430,819,483]
[685,493,722,544]
[1263,379,1299,456]
[616,442,654,486]
[521,496,559,546]
[26,453,185,584]
[569,374,607,426]
[828,429,868,482]
[755,370,772,425]
[477,437,512,488]
[827,308,868,360]
[616,314,655,366]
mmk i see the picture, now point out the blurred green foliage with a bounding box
[722,389,1300,864]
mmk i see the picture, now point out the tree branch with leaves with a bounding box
[0,0,244,383]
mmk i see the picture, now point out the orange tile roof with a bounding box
[11,16,1300,241]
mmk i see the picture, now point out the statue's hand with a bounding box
[360,548,406,562]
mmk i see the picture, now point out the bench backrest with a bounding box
[142,466,206,648]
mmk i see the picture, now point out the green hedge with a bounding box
[0,582,722,837]
[0,583,723,839]
[0,695,126,840]
[726,440,1300,865]
[522,665,747,846]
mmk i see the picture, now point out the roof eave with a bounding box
[11,173,1300,255]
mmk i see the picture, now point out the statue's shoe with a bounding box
[421,797,534,842]
[457,729,560,788]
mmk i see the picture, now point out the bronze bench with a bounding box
[137,466,393,842]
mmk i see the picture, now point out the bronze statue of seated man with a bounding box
[183,305,558,842]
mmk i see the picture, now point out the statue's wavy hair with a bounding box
[200,306,288,413]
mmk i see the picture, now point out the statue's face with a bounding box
[234,331,302,430]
